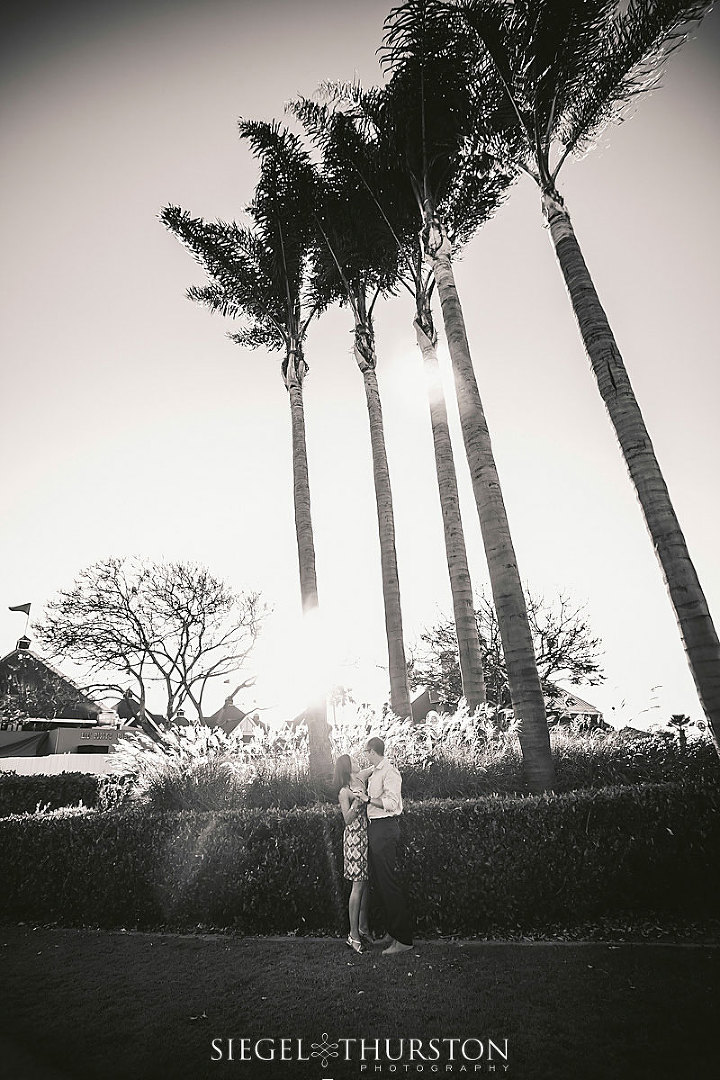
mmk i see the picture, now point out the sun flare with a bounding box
[246,608,388,724]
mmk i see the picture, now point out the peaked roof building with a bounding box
[0,636,101,723]
[205,699,248,735]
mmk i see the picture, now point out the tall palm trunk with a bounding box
[285,343,332,776]
[544,189,720,756]
[354,319,413,718]
[424,218,554,792]
[414,304,486,712]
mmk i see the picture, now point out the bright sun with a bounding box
[245,608,388,723]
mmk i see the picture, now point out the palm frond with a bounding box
[229,323,284,351]
[382,0,518,221]
[450,0,713,183]
[291,88,419,305]
[239,123,322,323]
[382,0,455,71]
[185,283,285,352]
[444,0,519,89]
[163,205,283,317]
[186,282,243,319]
[287,97,335,151]
[559,0,713,159]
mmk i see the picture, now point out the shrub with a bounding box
[548,726,720,790]
[106,722,317,811]
[402,781,720,935]
[0,803,344,931]
[1,711,717,816]
[0,772,102,815]
[333,705,720,795]
[0,771,134,817]
[0,781,717,934]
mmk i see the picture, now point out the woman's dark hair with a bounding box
[333,753,352,791]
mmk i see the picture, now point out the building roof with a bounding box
[0,639,101,720]
[115,693,164,724]
[410,686,444,722]
[205,700,248,735]
[545,683,603,717]
[408,682,603,722]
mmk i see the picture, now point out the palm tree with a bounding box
[413,281,488,713]
[380,1,556,789]
[301,130,414,718]
[294,96,487,714]
[447,0,720,755]
[160,126,332,777]
[241,118,413,718]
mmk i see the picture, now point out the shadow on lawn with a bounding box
[1,927,718,1080]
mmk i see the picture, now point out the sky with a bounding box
[1,0,719,729]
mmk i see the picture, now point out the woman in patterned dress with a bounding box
[334,754,370,954]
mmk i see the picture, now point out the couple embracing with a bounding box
[333,737,413,956]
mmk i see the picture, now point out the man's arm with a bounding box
[368,766,402,814]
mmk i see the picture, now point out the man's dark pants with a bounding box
[367,816,413,946]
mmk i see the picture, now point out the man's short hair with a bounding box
[366,736,385,756]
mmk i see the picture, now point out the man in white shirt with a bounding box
[365,736,413,954]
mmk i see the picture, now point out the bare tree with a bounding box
[410,590,604,710]
[34,558,264,722]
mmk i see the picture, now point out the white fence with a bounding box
[0,754,111,775]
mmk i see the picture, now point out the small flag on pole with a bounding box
[9,603,31,616]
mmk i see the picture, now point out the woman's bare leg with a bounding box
[348,881,363,941]
[358,880,370,937]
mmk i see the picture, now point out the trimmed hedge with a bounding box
[0,804,344,932]
[0,781,717,934]
[401,782,720,934]
[0,771,105,815]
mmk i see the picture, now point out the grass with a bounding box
[1,925,718,1080]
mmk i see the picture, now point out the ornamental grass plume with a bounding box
[103,706,719,812]
[109,723,255,812]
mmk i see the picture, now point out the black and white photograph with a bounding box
[1,1,719,1077]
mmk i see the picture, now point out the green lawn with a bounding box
[1,926,717,1080]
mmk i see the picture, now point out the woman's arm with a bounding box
[339,787,363,826]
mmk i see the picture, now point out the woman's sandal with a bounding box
[346,934,364,954]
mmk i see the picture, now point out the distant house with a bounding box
[114,689,166,741]
[0,636,101,726]
[206,699,248,736]
[112,690,264,742]
[410,687,444,723]
[0,635,112,759]
[206,698,264,741]
[408,680,604,727]
[544,684,606,729]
